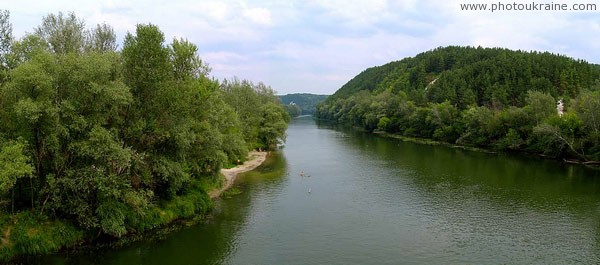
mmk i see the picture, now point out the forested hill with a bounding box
[317,46,600,162]
[279,93,328,116]
[328,46,599,105]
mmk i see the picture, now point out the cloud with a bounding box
[242,7,272,26]
[3,0,600,94]
[197,2,231,23]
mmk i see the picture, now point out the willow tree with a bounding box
[35,12,86,54]
[86,23,118,52]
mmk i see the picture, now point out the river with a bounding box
[35,116,600,264]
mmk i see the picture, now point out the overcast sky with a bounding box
[4,0,600,95]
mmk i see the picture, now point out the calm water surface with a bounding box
[36,116,600,264]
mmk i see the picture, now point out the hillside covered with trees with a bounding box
[279,93,328,117]
[0,11,289,260]
[317,46,600,162]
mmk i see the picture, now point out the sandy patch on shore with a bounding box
[209,151,268,199]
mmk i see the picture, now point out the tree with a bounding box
[530,114,585,159]
[572,91,600,160]
[524,90,556,124]
[220,78,263,147]
[429,101,460,142]
[5,34,49,68]
[457,106,495,146]
[258,102,289,150]
[121,24,172,151]
[220,78,289,150]
[0,139,34,213]
[573,90,600,136]
[86,23,117,52]
[0,10,12,70]
[1,51,57,190]
[170,38,210,80]
[35,12,86,54]
[122,24,171,90]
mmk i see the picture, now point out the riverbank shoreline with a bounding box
[3,151,269,263]
[316,118,599,166]
[373,131,600,167]
[210,151,268,199]
[373,131,497,154]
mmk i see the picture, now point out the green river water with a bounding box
[34,116,600,264]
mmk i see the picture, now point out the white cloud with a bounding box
[312,0,389,18]
[242,7,272,26]
[204,51,247,61]
[3,0,600,94]
[199,2,231,22]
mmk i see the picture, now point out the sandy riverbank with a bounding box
[209,151,268,199]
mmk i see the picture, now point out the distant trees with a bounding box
[279,93,329,115]
[0,10,289,240]
[283,103,302,117]
[317,46,600,161]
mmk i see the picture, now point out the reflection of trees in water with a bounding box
[337,123,600,211]
[213,151,288,264]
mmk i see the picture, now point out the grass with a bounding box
[0,212,84,261]
[222,162,237,169]
[199,174,224,192]
[124,179,213,232]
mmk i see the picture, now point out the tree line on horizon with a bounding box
[0,10,289,258]
[280,93,329,117]
[317,46,600,162]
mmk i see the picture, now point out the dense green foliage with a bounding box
[283,103,302,118]
[0,11,288,260]
[221,78,290,150]
[279,93,329,116]
[317,46,600,161]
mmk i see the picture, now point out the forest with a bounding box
[0,11,289,260]
[317,46,600,162]
[279,93,329,117]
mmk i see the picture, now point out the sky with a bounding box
[3,0,600,95]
